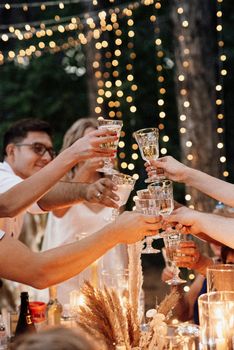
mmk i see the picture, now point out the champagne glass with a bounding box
[97,119,123,174]
[134,127,164,183]
[163,232,187,285]
[148,179,175,237]
[110,173,136,221]
[134,197,161,254]
[136,188,161,252]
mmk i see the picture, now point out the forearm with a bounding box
[0,150,78,218]
[38,182,88,210]
[0,224,118,289]
[195,213,234,249]
[38,224,118,287]
[185,168,234,206]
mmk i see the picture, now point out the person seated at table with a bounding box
[0,118,119,237]
[38,118,128,303]
[161,240,234,324]
[11,326,104,350]
[0,211,161,289]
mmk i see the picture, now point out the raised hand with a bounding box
[84,178,120,208]
[164,206,204,236]
[111,211,162,244]
[145,155,189,183]
[70,128,119,162]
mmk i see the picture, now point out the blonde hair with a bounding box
[61,117,98,152]
[11,327,102,350]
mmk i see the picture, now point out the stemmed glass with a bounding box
[134,127,164,183]
[148,179,174,237]
[134,197,161,254]
[163,233,187,285]
[110,173,136,221]
[97,119,123,174]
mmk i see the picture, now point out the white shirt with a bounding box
[0,161,44,238]
[38,203,128,304]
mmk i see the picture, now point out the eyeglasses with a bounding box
[15,142,56,159]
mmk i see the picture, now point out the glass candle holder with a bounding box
[207,264,234,292]
[198,291,234,350]
[101,268,129,303]
[157,323,200,349]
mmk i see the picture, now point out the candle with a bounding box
[198,292,234,350]
[216,338,227,350]
[91,260,98,288]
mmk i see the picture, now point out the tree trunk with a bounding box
[171,0,219,212]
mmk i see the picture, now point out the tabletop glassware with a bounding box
[101,268,129,305]
[109,173,136,221]
[158,323,200,350]
[133,127,164,183]
[134,197,161,254]
[207,264,234,292]
[148,179,175,237]
[198,291,234,349]
[163,232,187,285]
[97,118,123,174]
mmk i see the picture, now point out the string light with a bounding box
[120,6,139,177]
[151,3,170,156]
[0,0,82,10]
[216,0,228,179]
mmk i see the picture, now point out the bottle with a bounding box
[0,315,7,350]
[15,292,36,337]
[47,286,63,326]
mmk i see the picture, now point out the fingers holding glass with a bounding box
[134,128,165,183]
[96,119,123,174]
[134,197,161,254]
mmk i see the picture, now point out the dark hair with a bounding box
[3,118,52,157]
[221,245,234,264]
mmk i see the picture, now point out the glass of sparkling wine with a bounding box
[134,197,161,254]
[110,173,136,221]
[97,118,123,174]
[134,127,163,183]
[148,179,175,237]
[163,233,187,285]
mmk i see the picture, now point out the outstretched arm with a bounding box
[0,211,161,289]
[0,149,80,218]
[167,206,234,249]
[0,128,118,218]
[37,129,120,210]
[146,156,234,207]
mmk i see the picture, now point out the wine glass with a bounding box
[97,119,123,174]
[134,197,161,254]
[163,232,187,285]
[110,173,136,221]
[148,179,175,237]
[133,127,164,183]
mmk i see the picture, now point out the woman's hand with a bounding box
[145,156,190,183]
[70,128,118,161]
[112,211,162,244]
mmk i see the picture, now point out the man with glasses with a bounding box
[0,118,120,239]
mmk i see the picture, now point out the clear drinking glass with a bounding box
[97,119,123,174]
[110,173,136,221]
[198,291,234,349]
[207,264,234,292]
[158,323,200,350]
[134,197,161,254]
[101,268,129,304]
[163,232,187,285]
[134,127,164,183]
[148,179,175,237]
